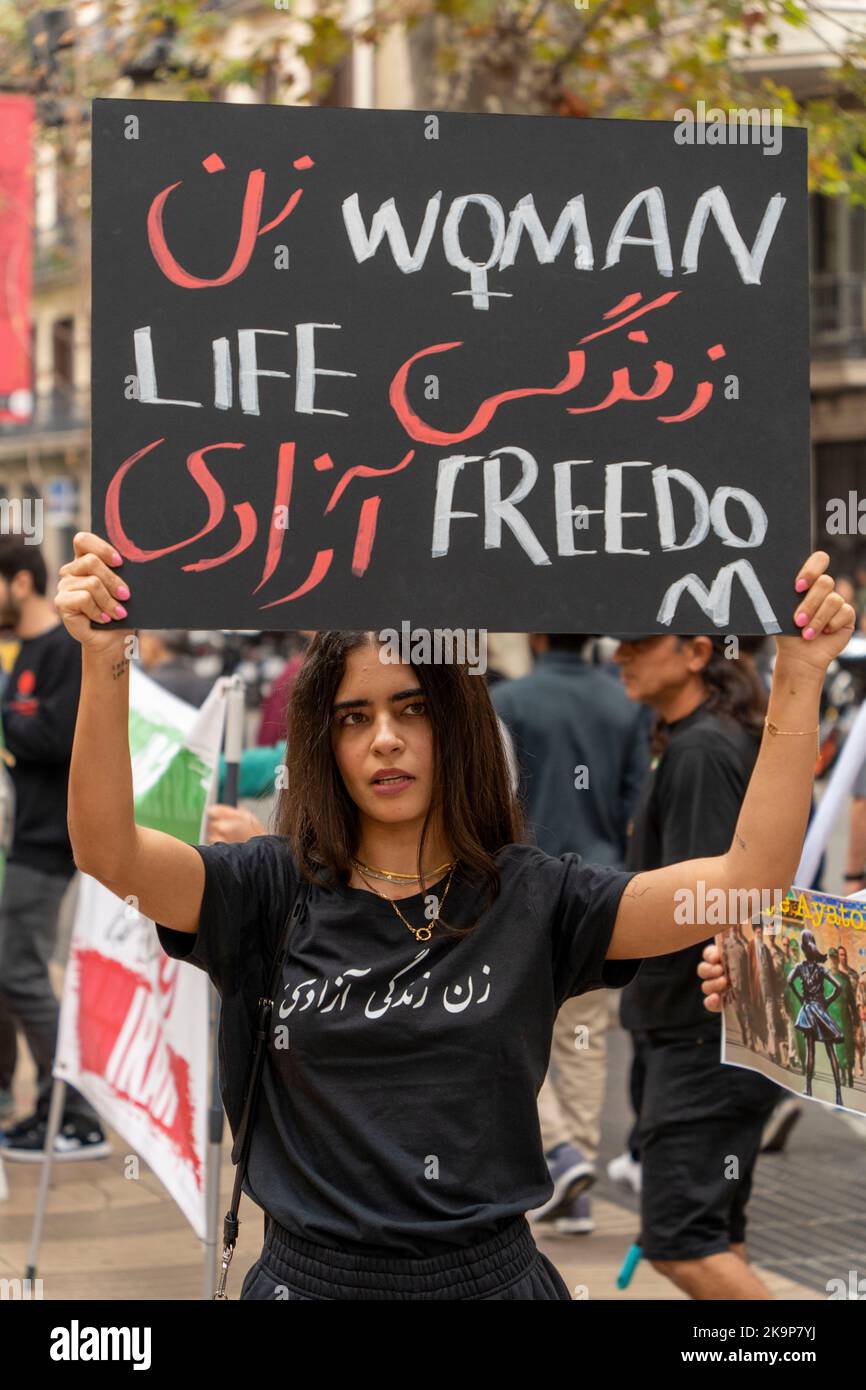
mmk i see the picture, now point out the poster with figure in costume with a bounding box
[721,887,866,1116]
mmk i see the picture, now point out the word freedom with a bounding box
[378,624,487,674]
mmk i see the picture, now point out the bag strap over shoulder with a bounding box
[214,872,313,1300]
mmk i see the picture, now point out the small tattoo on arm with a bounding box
[735,834,747,851]
[626,876,650,899]
[112,659,129,681]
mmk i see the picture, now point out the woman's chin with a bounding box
[361,790,428,823]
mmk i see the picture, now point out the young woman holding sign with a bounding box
[56,532,851,1301]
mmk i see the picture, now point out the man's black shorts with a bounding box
[635,1024,781,1263]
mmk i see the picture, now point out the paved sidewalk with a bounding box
[0,1131,818,1300]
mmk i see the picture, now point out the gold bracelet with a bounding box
[765,717,820,756]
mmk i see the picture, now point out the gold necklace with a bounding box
[353,862,456,942]
[351,857,454,884]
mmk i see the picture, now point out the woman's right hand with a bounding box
[56,532,132,653]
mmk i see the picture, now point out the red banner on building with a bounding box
[0,94,34,423]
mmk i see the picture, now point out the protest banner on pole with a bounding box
[91,99,810,634]
[54,667,226,1239]
[721,886,866,1117]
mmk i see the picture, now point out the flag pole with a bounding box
[203,674,245,1298]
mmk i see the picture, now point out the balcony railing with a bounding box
[0,386,89,441]
[33,217,79,281]
[810,271,866,359]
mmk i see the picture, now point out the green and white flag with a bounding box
[55,667,227,1240]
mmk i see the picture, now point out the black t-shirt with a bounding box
[2,624,81,877]
[619,700,760,1036]
[156,836,639,1256]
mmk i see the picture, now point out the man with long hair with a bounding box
[614,633,783,1299]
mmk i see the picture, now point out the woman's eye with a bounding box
[339,710,366,726]
[403,701,427,716]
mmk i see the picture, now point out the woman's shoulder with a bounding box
[199,833,302,896]
[491,842,627,900]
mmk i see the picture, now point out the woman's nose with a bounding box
[371,716,403,750]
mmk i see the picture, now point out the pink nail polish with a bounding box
[111,551,122,566]
[795,611,808,626]
[99,612,111,623]
[114,604,128,619]
[116,584,130,600]
[803,627,815,640]
[795,577,808,592]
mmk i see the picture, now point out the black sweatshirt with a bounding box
[619,699,760,1034]
[2,623,81,877]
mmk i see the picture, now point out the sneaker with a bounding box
[606,1150,642,1194]
[527,1142,595,1223]
[0,1114,112,1163]
[760,1098,803,1154]
[0,1108,44,1142]
[552,1191,594,1237]
[0,1088,15,1120]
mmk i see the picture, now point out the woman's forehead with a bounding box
[335,647,417,698]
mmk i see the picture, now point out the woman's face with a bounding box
[330,644,435,830]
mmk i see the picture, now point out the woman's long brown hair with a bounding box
[274,631,527,927]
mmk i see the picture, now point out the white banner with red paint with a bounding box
[54,669,227,1239]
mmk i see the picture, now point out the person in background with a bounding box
[779,936,805,1074]
[722,920,754,1050]
[256,632,313,745]
[614,632,783,1299]
[491,632,649,1236]
[748,921,785,1066]
[827,946,858,1089]
[838,945,865,1080]
[0,538,110,1160]
[138,630,213,708]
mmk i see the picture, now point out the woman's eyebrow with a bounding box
[331,686,424,713]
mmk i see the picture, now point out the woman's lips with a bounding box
[370,774,415,796]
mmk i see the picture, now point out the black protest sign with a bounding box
[91,98,810,634]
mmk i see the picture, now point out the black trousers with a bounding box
[240,1214,572,1300]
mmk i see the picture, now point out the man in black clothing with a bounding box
[492,634,649,1233]
[614,632,780,1299]
[0,538,110,1160]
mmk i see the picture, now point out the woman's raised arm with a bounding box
[59,532,204,934]
[608,550,855,961]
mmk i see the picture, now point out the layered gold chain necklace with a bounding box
[350,858,457,942]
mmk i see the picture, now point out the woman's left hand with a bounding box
[775,550,856,672]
